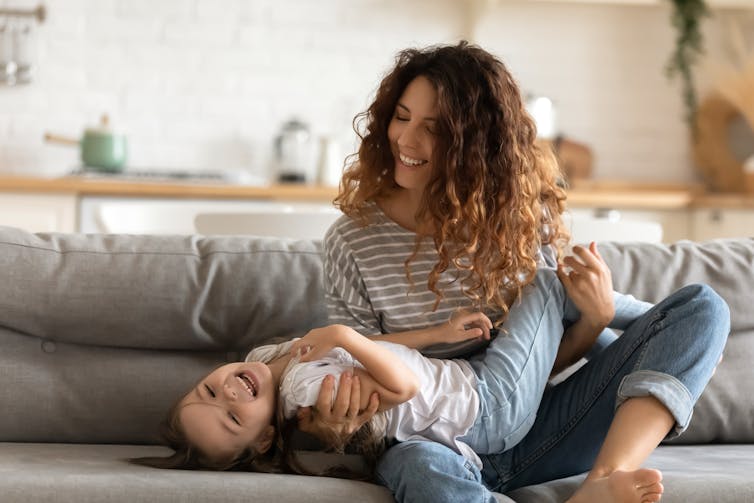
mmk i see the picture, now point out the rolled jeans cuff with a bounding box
[616,370,694,439]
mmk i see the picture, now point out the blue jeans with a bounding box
[459,270,653,455]
[376,276,730,503]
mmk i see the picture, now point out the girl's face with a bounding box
[178,361,277,463]
[387,75,439,195]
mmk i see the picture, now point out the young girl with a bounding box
[296,41,730,503]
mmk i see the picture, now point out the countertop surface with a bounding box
[1,174,753,209]
[0,174,339,201]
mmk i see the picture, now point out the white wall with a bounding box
[0,0,747,182]
[476,1,749,183]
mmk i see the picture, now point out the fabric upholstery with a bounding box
[0,226,752,502]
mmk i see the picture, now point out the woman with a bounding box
[299,41,729,503]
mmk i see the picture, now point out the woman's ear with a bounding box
[253,425,276,454]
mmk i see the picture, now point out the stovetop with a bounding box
[70,168,264,185]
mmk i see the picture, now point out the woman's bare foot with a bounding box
[566,469,664,503]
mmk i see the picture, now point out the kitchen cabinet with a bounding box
[691,208,754,240]
[566,207,690,244]
[78,196,337,236]
[525,0,754,6]
[0,192,77,233]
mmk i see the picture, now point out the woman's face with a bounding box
[387,75,439,194]
[178,361,277,463]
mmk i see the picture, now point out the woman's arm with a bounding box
[552,242,615,374]
[296,372,380,445]
[291,325,421,408]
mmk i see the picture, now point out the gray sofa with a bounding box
[0,225,752,503]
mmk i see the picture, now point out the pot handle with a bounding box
[44,133,80,146]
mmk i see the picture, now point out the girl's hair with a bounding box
[336,41,569,319]
[129,394,281,473]
[131,370,386,480]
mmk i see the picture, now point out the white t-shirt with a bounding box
[246,339,482,466]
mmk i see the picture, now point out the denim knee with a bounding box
[680,283,730,349]
[376,441,479,484]
[615,283,731,437]
[695,283,730,331]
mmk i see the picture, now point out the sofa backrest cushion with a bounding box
[1,227,752,445]
[0,227,326,349]
[599,239,753,333]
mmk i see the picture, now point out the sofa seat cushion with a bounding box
[1,443,750,502]
[507,444,754,503]
[0,443,396,503]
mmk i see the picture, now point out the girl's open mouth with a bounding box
[237,371,257,398]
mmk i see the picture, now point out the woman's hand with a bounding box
[429,310,493,345]
[557,242,615,328]
[296,372,380,448]
[551,242,615,374]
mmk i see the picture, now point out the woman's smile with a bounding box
[387,75,438,193]
[399,152,428,167]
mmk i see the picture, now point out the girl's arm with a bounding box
[291,325,420,410]
[369,310,493,350]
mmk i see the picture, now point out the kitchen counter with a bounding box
[566,180,701,209]
[0,174,339,201]
[1,174,754,209]
[2,174,752,240]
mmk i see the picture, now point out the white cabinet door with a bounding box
[691,208,754,241]
[78,196,338,238]
[0,193,78,233]
[566,208,691,244]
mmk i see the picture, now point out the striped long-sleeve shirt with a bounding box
[323,202,513,357]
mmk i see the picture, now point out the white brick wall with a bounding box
[0,0,743,183]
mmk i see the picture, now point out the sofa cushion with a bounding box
[0,327,223,443]
[0,226,327,349]
[0,443,398,503]
[0,443,749,503]
[506,444,754,503]
[598,238,754,332]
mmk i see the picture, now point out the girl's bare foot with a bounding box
[566,469,664,503]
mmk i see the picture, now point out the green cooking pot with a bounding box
[45,115,127,173]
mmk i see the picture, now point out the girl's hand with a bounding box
[291,325,351,362]
[297,373,380,447]
[431,310,493,345]
[557,242,615,328]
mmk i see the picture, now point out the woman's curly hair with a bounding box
[336,41,569,319]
